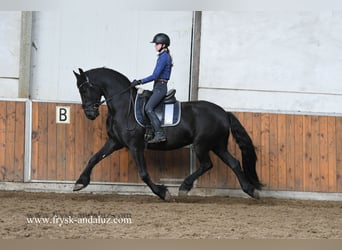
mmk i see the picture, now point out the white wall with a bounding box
[199,11,342,115]
[0,12,21,98]
[30,10,193,102]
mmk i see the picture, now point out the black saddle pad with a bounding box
[134,89,181,128]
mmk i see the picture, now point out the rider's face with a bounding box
[154,43,163,51]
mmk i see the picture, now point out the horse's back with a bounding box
[181,100,230,133]
[182,100,228,120]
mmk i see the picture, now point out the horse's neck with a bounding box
[105,89,135,118]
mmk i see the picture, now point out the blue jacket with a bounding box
[141,50,172,84]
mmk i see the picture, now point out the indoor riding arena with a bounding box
[1,7,342,240]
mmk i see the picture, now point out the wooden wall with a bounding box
[31,102,190,184]
[0,100,25,181]
[1,100,342,194]
[197,112,342,193]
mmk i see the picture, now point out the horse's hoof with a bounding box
[178,190,188,197]
[164,190,172,201]
[73,183,85,192]
[253,189,261,199]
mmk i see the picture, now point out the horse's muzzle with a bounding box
[83,106,100,120]
[85,110,99,120]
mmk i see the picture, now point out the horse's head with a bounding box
[73,68,102,120]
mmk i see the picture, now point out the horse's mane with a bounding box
[86,67,131,87]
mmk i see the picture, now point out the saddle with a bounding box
[134,88,181,128]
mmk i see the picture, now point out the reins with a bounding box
[79,78,133,106]
[97,85,133,107]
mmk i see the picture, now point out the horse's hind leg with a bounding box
[179,149,213,196]
[213,147,259,199]
[74,138,123,191]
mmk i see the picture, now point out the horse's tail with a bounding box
[227,112,263,190]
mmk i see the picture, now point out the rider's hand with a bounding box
[131,80,142,87]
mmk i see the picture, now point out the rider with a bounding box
[132,33,173,143]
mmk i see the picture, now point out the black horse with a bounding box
[73,67,263,200]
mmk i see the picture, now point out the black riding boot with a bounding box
[146,111,166,143]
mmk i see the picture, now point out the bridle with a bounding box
[78,77,103,111]
[78,77,134,115]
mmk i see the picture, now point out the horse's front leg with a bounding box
[130,148,172,201]
[73,138,123,191]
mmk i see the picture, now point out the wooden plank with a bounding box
[268,113,278,190]
[155,150,165,182]
[311,116,321,191]
[319,116,329,192]
[108,125,121,183]
[293,115,304,191]
[128,150,139,183]
[14,102,25,181]
[286,114,295,190]
[47,103,57,180]
[31,102,39,180]
[102,110,121,183]
[162,150,171,182]
[99,106,111,182]
[119,148,129,182]
[127,146,139,184]
[91,106,104,182]
[169,149,180,181]
[179,148,190,178]
[56,105,67,181]
[37,103,48,180]
[277,114,287,190]
[65,104,76,181]
[336,117,342,192]
[82,108,93,173]
[96,112,110,181]
[4,102,16,181]
[303,115,313,191]
[74,105,85,181]
[0,102,7,181]
[327,116,337,192]
[260,113,270,189]
[109,151,121,182]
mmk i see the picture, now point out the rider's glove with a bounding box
[131,79,142,87]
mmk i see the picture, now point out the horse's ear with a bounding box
[73,70,80,79]
[78,68,85,76]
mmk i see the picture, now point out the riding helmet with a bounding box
[151,33,170,47]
